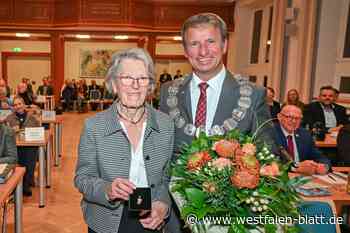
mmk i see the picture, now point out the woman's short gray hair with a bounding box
[105,48,155,95]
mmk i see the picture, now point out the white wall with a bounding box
[314,0,343,97]
[64,41,138,86]
[0,40,50,91]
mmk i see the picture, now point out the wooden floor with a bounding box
[6,112,95,233]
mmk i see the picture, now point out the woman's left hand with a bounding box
[139,201,168,230]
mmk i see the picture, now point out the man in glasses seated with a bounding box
[275,104,331,175]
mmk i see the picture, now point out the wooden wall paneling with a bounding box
[1,51,50,81]
[80,0,128,24]
[54,0,80,26]
[13,0,53,25]
[130,1,155,28]
[0,0,13,23]
[147,35,156,59]
[51,32,64,103]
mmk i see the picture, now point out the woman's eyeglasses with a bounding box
[118,76,150,87]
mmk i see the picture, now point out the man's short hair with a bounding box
[181,13,228,48]
[320,85,335,93]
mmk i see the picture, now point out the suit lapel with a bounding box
[212,72,240,126]
[177,76,193,123]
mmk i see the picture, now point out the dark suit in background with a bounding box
[274,124,331,168]
[37,85,53,96]
[303,101,349,128]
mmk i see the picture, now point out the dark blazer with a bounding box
[74,102,174,233]
[274,124,331,168]
[303,101,349,128]
[269,101,281,119]
[37,85,53,96]
[160,71,276,151]
[0,124,17,164]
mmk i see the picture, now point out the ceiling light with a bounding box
[173,36,182,41]
[113,35,129,40]
[76,34,91,39]
[267,40,272,45]
[16,33,30,38]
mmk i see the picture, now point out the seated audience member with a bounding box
[76,82,87,113]
[0,123,17,164]
[22,77,34,97]
[266,87,281,119]
[283,89,305,111]
[5,97,40,196]
[173,69,183,80]
[0,86,12,109]
[37,77,53,96]
[17,82,34,105]
[88,80,101,111]
[0,78,11,98]
[337,124,350,164]
[275,105,331,175]
[159,69,172,84]
[303,85,349,131]
[62,80,76,111]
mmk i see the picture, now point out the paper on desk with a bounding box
[312,174,347,185]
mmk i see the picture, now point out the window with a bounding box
[250,10,263,64]
[340,76,350,93]
[265,6,273,63]
[343,4,350,58]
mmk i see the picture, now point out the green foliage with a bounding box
[172,129,306,233]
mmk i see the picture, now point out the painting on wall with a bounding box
[80,49,116,78]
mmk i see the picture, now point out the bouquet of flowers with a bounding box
[171,130,307,233]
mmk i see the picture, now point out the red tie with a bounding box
[195,82,209,128]
[287,135,295,160]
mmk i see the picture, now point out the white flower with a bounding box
[258,207,263,212]
[254,201,259,206]
[253,191,259,196]
[245,199,251,204]
[263,205,268,210]
[252,207,257,212]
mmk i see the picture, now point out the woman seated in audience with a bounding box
[283,89,305,111]
[5,96,40,196]
[0,123,17,164]
[0,86,12,110]
[75,48,174,233]
[16,82,34,106]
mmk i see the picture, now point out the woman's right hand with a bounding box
[107,178,136,201]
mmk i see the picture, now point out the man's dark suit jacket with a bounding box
[303,101,349,128]
[274,123,331,168]
[37,85,53,95]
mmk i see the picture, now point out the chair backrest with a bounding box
[297,200,340,233]
[337,124,350,163]
[89,89,101,100]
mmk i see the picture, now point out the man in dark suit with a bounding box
[37,77,53,96]
[160,13,275,233]
[303,85,349,131]
[275,105,331,175]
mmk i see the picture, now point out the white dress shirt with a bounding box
[190,66,226,133]
[120,121,148,187]
[321,104,337,128]
[280,126,300,163]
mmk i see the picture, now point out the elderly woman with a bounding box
[74,48,174,233]
[5,96,40,196]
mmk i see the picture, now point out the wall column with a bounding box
[50,32,65,103]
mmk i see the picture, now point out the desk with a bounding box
[0,167,25,233]
[315,133,337,148]
[16,131,51,208]
[291,169,350,215]
[42,116,63,166]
